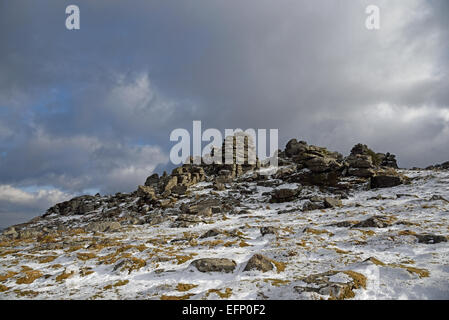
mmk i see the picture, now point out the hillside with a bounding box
[1,136,448,300]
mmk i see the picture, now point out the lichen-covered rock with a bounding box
[144,173,159,187]
[191,258,237,273]
[85,221,121,233]
[371,174,402,188]
[270,188,298,203]
[136,185,156,199]
[415,234,448,244]
[294,270,367,300]
[260,226,277,236]
[352,216,391,228]
[323,197,343,208]
[243,254,274,272]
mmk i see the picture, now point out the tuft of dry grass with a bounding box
[176,283,198,292]
[16,269,43,285]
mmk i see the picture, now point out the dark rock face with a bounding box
[243,254,274,272]
[302,201,326,212]
[352,216,391,228]
[200,229,221,238]
[44,195,99,217]
[371,175,402,189]
[136,185,156,200]
[191,258,237,273]
[415,234,448,244]
[270,188,299,203]
[144,173,159,187]
[323,197,343,208]
[426,161,449,170]
[378,152,399,169]
[260,226,277,236]
[345,144,377,178]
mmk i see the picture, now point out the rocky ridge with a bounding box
[1,135,448,300]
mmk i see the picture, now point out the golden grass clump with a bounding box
[176,283,198,292]
[206,288,232,299]
[77,252,97,261]
[56,270,75,282]
[160,293,194,300]
[16,269,43,285]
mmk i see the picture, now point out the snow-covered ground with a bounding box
[1,170,448,300]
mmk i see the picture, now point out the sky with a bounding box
[0,0,448,228]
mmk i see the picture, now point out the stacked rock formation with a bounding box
[345,144,377,178]
[378,152,399,169]
[204,132,261,180]
[279,139,344,187]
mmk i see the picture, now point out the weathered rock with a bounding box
[285,139,309,157]
[243,254,274,272]
[136,185,156,199]
[352,216,391,228]
[191,258,237,273]
[260,226,277,236]
[270,188,298,203]
[346,154,373,169]
[371,174,402,189]
[294,270,367,300]
[146,214,169,226]
[163,176,178,193]
[378,152,399,168]
[415,234,447,244]
[305,157,342,173]
[144,173,159,187]
[347,167,375,178]
[302,201,326,212]
[85,221,121,233]
[323,197,343,208]
[171,185,187,195]
[213,182,225,191]
[44,195,98,216]
[171,215,204,228]
[17,228,42,239]
[113,257,146,274]
[200,229,221,238]
[2,227,18,239]
[430,195,449,202]
[426,161,449,170]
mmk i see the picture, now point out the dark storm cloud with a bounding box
[0,0,449,226]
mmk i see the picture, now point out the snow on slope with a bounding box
[0,170,448,300]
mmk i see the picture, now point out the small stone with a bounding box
[323,197,343,208]
[260,226,277,236]
[200,229,221,238]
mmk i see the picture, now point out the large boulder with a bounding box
[43,195,98,216]
[191,258,237,273]
[294,270,367,300]
[243,254,274,272]
[378,152,399,169]
[370,174,402,189]
[144,173,159,187]
[415,234,448,244]
[270,188,299,203]
[351,216,391,228]
[136,185,156,199]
